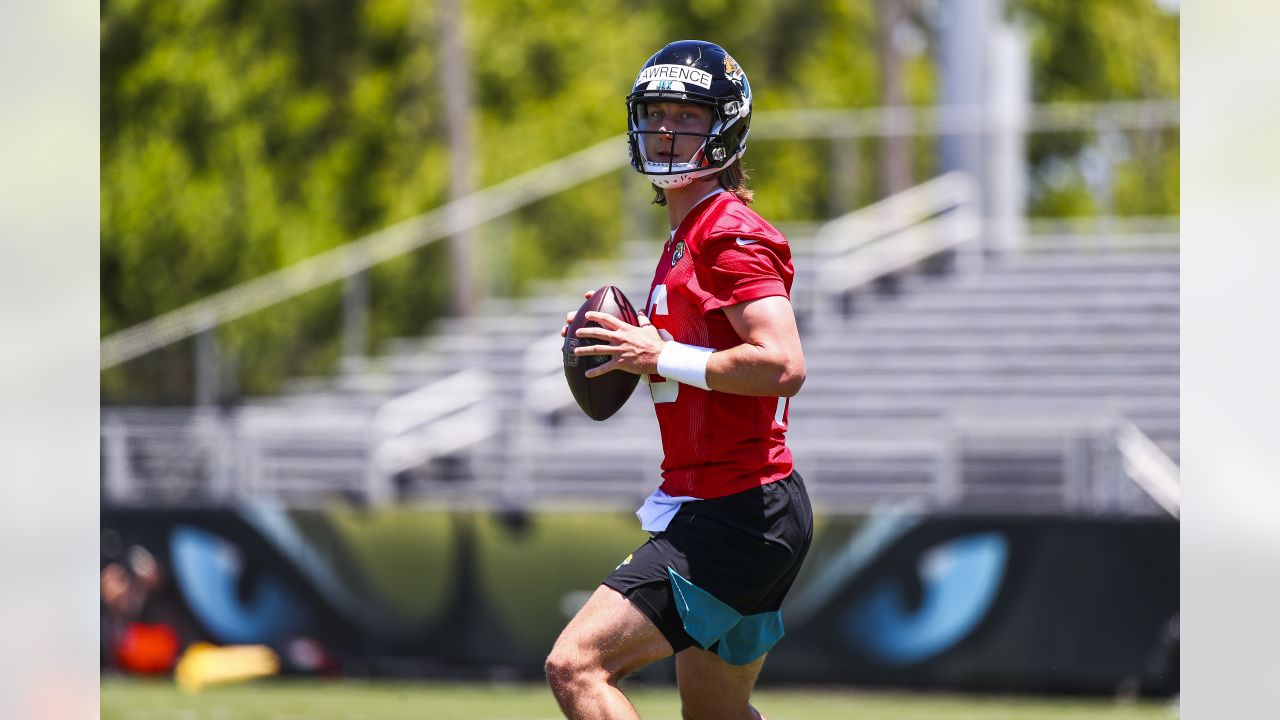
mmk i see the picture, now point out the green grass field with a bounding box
[101,678,1177,720]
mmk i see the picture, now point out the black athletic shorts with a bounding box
[602,470,813,665]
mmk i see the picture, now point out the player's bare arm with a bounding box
[711,294,805,396]
[573,294,805,397]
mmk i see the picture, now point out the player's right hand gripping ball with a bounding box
[563,285,642,421]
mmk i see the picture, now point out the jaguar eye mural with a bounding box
[102,507,1177,695]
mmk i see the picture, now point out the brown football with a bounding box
[562,285,642,421]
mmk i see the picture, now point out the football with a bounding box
[563,285,642,421]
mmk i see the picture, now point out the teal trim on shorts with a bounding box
[666,567,785,665]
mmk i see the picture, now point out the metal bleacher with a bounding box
[101,173,1180,517]
[793,246,1179,515]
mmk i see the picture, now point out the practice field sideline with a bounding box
[101,678,1177,719]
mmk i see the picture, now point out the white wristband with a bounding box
[656,341,714,391]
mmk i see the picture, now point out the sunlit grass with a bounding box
[101,677,1177,720]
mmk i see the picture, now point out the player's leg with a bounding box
[545,584,673,720]
[675,646,768,720]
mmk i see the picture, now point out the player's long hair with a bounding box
[652,158,754,206]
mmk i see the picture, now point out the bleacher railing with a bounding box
[812,171,981,324]
[937,414,1177,517]
[367,369,497,505]
[101,370,497,507]
[1117,421,1181,518]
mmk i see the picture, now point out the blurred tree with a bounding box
[1009,0,1179,216]
[102,0,452,400]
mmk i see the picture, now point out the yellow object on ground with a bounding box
[173,643,280,694]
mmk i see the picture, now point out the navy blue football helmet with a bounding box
[626,40,752,189]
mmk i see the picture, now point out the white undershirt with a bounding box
[636,488,699,532]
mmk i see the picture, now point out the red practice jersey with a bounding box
[643,191,795,499]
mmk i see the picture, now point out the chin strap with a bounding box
[641,145,745,188]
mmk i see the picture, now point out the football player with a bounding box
[548,40,812,720]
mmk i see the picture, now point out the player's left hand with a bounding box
[574,312,666,377]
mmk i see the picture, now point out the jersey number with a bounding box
[647,285,678,404]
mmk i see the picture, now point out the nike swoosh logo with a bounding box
[735,237,757,246]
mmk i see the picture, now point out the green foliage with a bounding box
[1009,0,1179,216]
[101,0,1178,402]
[102,0,449,400]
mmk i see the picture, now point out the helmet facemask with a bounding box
[627,95,716,188]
